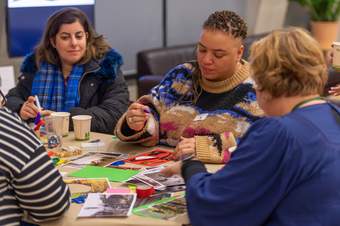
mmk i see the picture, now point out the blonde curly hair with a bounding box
[249,27,327,97]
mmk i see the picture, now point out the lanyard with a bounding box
[291,96,324,112]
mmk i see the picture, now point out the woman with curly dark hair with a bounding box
[115,10,262,164]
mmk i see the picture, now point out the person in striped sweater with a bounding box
[0,92,70,226]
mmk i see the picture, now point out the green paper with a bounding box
[68,166,141,182]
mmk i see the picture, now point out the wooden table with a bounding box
[36,132,222,226]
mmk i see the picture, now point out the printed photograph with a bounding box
[65,152,124,168]
[78,193,136,218]
[134,197,187,220]
[142,172,184,187]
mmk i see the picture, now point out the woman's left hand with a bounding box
[329,84,340,96]
[160,161,182,177]
[41,109,53,117]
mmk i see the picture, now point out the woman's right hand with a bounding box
[172,137,196,160]
[126,102,150,131]
[20,96,39,120]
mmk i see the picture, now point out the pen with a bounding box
[34,95,42,111]
[89,139,100,143]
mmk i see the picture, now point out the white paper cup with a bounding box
[332,42,340,70]
[72,115,92,141]
[44,116,62,148]
[51,112,70,137]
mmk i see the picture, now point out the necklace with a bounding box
[291,96,325,112]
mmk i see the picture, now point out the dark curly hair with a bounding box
[203,10,247,40]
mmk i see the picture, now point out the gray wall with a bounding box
[0,0,248,77]
[166,0,247,46]
[95,0,247,74]
[95,0,163,74]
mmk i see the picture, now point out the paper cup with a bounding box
[72,115,92,141]
[332,42,340,70]
[51,112,70,137]
[44,116,62,148]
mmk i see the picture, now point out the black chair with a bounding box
[136,32,340,98]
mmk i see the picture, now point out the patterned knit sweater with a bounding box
[115,61,263,163]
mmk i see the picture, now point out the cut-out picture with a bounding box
[64,178,111,196]
[78,193,136,218]
[65,152,124,168]
[134,197,187,220]
[125,149,173,167]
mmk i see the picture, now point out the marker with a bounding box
[110,160,125,166]
[89,139,100,143]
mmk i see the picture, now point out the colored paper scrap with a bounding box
[68,166,141,182]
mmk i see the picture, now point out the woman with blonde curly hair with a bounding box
[162,27,340,226]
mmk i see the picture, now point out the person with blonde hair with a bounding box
[6,7,129,133]
[162,27,340,226]
[115,10,262,164]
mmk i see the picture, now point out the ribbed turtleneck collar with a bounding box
[200,60,250,93]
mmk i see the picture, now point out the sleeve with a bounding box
[115,64,193,146]
[114,98,160,146]
[184,118,295,226]
[195,132,237,163]
[181,160,207,183]
[5,73,34,114]
[70,70,129,134]
[13,146,70,222]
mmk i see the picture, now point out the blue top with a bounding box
[185,103,340,226]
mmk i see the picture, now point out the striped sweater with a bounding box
[0,107,70,226]
[115,61,263,163]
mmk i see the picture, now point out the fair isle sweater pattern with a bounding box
[115,62,262,163]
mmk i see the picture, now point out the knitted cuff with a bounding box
[195,132,237,164]
[114,113,158,146]
[195,136,212,162]
[195,136,225,163]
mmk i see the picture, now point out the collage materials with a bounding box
[64,178,111,195]
[125,149,173,167]
[78,193,136,218]
[142,171,185,187]
[65,152,124,168]
[133,196,187,220]
[69,166,141,182]
[133,174,165,190]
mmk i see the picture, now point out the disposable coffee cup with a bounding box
[44,116,62,148]
[72,115,92,141]
[51,112,70,137]
[332,42,340,70]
